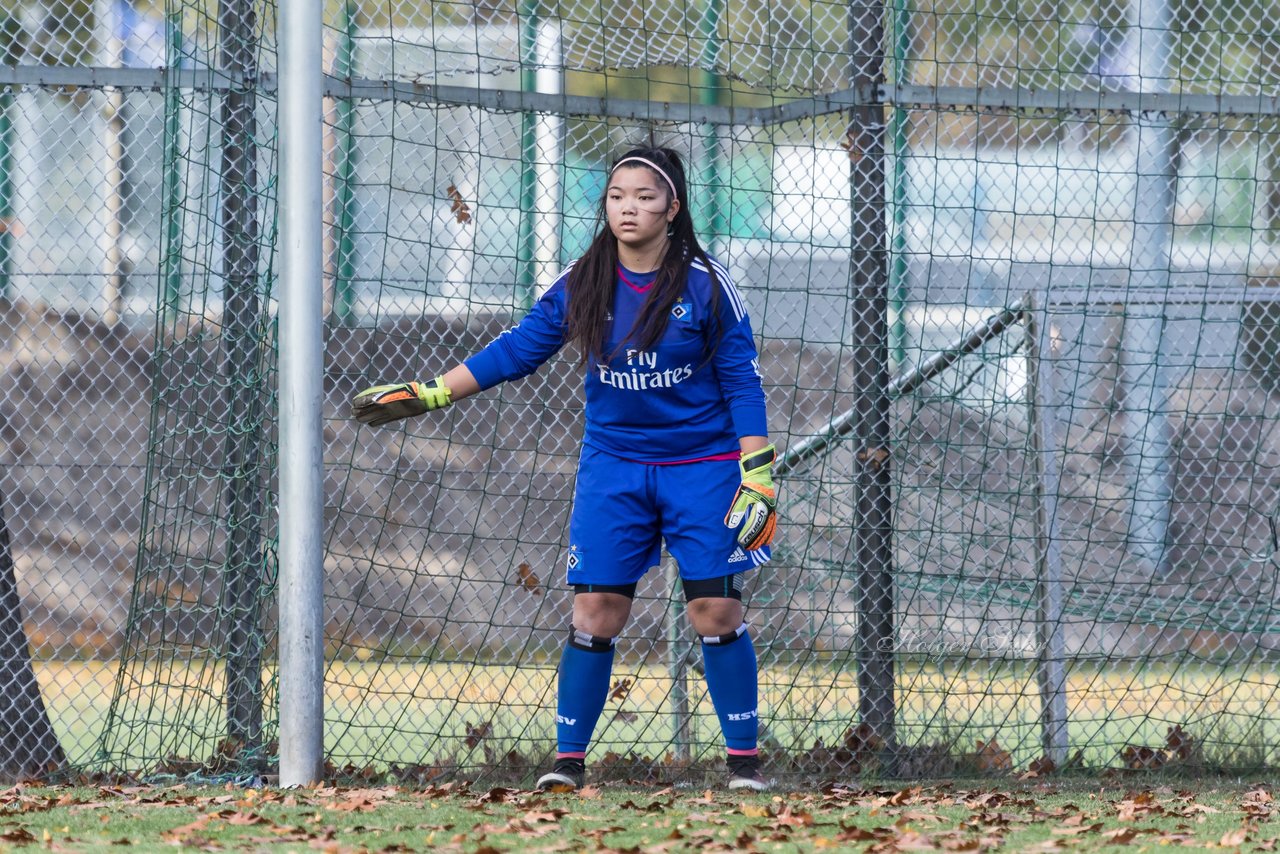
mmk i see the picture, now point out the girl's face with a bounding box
[606,165,679,256]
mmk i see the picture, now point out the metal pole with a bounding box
[1023,294,1069,766]
[160,11,184,324]
[0,88,13,301]
[97,0,126,325]
[0,16,15,302]
[218,0,266,760]
[1121,0,1175,572]
[775,299,1027,477]
[666,558,692,762]
[516,0,538,311]
[330,0,357,326]
[532,19,562,287]
[888,0,912,369]
[699,0,724,253]
[278,0,326,787]
[849,0,896,765]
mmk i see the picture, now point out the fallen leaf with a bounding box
[1117,791,1166,822]
[777,807,814,827]
[1221,827,1249,846]
[465,721,493,749]
[888,787,923,806]
[973,739,1014,774]
[835,823,882,842]
[161,814,215,842]
[1052,821,1103,835]
[1166,725,1198,762]
[1023,755,1056,778]
[328,796,379,813]
[474,786,513,804]
[1119,744,1167,770]
[446,185,472,224]
[1102,827,1141,844]
[891,828,941,850]
[610,679,632,701]
[515,563,541,594]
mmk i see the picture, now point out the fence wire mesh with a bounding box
[1,0,1280,783]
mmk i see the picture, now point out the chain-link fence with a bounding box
[3,0,1280,783]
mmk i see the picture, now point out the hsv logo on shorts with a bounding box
[566,546,582,571]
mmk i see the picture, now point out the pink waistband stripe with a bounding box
[638,450,740,466]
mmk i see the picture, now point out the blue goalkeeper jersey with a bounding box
[464,256,768,463]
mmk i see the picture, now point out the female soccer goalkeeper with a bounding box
[351,146,776,792]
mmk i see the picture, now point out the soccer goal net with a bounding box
[88,0,1280,781]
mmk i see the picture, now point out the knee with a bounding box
[686,596,745,638]
[572,590,633,638]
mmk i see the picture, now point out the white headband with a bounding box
[611,156,678,200]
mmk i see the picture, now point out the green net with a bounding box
[94,0,281,776]
[93,0,1280,781]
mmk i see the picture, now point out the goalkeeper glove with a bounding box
[724,444,777,550]
[351,378,452,427]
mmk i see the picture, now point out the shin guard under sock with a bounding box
[700,623,759,753]
[554,630,616,756]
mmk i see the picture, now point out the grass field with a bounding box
[1,778,1277,853]
[34,659,1280,783]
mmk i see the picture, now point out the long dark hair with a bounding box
[563,146,722,364]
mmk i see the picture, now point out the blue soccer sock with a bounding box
[700,623,759,753]
[554,629,616,757]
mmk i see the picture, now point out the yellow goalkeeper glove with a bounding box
[351,378,452,427]
[724,444,777,550]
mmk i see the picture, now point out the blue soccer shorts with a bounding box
[565,445,772,586]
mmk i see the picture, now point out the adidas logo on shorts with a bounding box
[728,547,748,563]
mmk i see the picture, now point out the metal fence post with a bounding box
[278,0,326,786]
[1024,294,1069,766]
[330,0,357,326]
[1122,0,1176,573]
[217,0,266,761]
[849,0,897,766]
[666,558,692,763]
